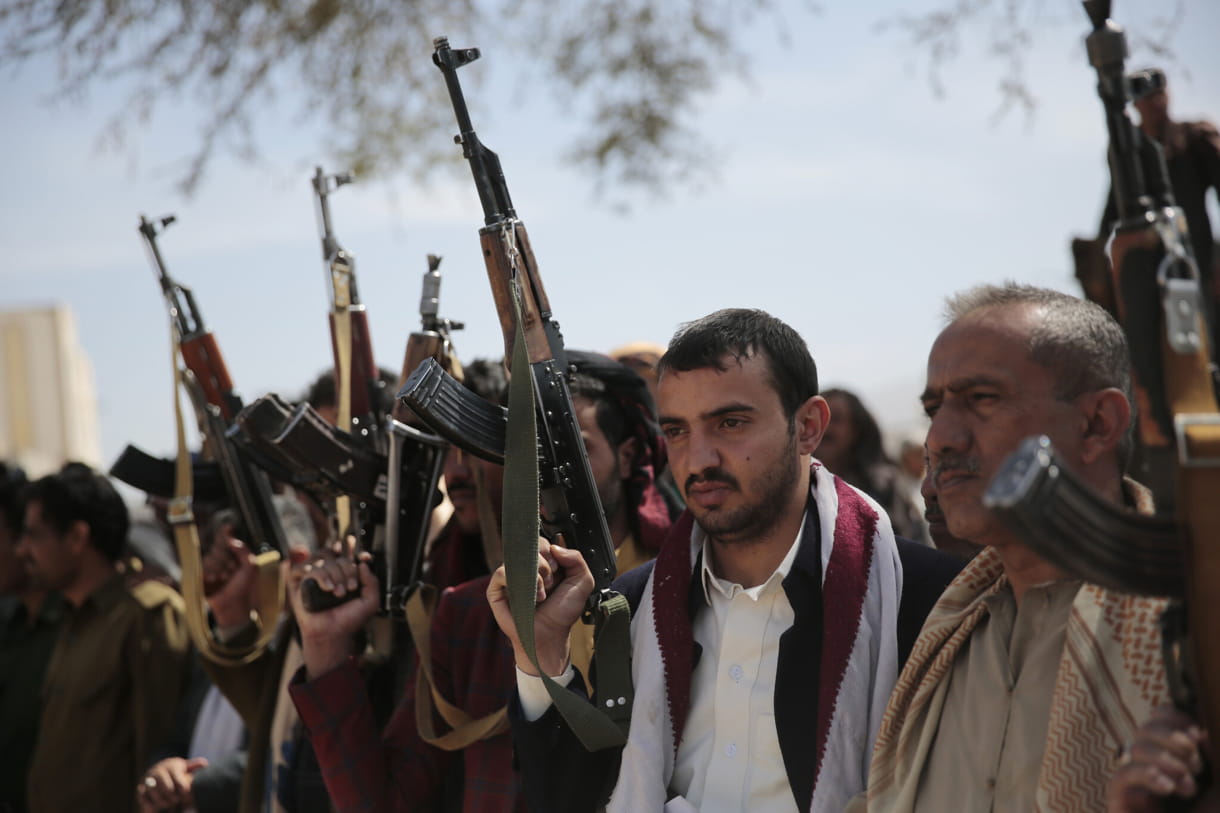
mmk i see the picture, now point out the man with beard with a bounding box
[861,284,1172,812]
[493,309,962,813]
[17,463,189,813]
[287,352,679,812]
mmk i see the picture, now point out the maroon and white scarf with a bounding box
[607,464,903,812]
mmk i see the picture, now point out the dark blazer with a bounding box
[511,508,962,813]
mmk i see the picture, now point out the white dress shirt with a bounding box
[519,516,806,812]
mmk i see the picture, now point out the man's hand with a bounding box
[288,547,380,680]
[202,526,260,629]
[136,756,207,812]
[487,537,594,677]
[1107,704,1214,812]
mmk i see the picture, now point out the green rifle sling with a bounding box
[502,284,632,751]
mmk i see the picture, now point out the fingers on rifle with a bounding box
[550,544,591,586]
[1110,762,1176,809]
[309,557,361,595]
[357,559,379,603]
[1129,742,1198,797]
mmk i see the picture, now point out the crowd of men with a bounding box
[2,66,1218,813]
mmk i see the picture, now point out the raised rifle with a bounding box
[311,167,393,602]
[983,0,1220,762]
[284,253,461,614]
[399,38,630,751]
[312,167,384,444]
[139,214,288,556]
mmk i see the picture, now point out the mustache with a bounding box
[446,478,476,495]
[931,454,981,489]
[685,467,740,492]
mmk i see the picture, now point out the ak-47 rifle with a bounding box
[399,38,630,751]
[138,214,288,557]
[268,254,462,614]
[983,0,1220,766]
[312,167,384,445]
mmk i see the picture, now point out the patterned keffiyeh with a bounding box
[867,497,1170,813]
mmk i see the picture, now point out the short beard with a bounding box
[693,428,801,546]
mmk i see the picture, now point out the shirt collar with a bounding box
[697,509,808,605]
[73,572,126,615]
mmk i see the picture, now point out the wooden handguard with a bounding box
[480,225,554,364]
[180,333,237,422]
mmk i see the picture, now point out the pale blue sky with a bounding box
[3,0,1218,479]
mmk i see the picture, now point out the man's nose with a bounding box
[445,448,472,476]
[687,428,722,473]
[925,405,970,460]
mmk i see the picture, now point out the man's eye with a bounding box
[662,426,685,439]
[923,403,939,418]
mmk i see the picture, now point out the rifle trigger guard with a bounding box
[1174,414,1220,467]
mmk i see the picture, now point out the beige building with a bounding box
[0,305,102,477]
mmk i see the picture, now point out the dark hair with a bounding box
[305,369,336,410]
[658,308,818,419]
[304,366,401,416]
[461,358,509,406]
[24,462,130,562]
[567,349,663,466]
[945,283,1136,471]
[0,462,28,536]
[822,388,889,467]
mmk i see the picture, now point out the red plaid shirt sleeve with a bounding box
[291,656,446,812]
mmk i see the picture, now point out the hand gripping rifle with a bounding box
[398,38,631,751]
[983,0,1220,763]
[140,213,287,666]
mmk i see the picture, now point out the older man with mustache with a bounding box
[851,283,1173,813]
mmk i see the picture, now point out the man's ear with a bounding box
[795,395,831,455]
[64,519,91,557]
[1078,387,1132,466]
[616,436,638,481]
